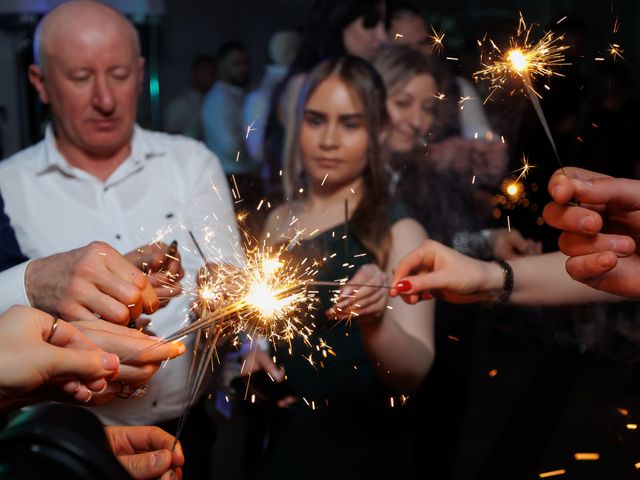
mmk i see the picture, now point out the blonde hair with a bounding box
[372,44,460,140]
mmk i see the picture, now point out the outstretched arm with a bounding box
[390,240,620,307]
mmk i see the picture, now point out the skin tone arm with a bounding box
[0,305,120,412]
[334,218,435,392]
[544,167,640,298]
[390,240,620,306]
[26,241,183,325]
[105,425,184,480]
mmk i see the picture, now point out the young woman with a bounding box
[263,0,388,199]
[372,44,540,260]
[259,56,434,479]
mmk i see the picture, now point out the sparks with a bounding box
[474,12,569,101]
[428,25,445,54]
[608,42,625,61]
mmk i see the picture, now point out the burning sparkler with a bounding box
[475,13,570,171]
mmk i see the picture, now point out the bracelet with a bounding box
[495,259,514,304]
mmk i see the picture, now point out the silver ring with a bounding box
[46,316,60,343]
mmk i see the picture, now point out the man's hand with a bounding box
[105,426,184,480]
[544,167,640,297]
[125,241,184,308]
[390,239,503,304]
[26,241,160,325]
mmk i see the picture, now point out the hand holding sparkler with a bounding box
[0,306,121,411]
[390,239,503,304]
[126,240,184,309]
[105,425,184,480]
[544,167,640,298]
[327,264,390,322]
[75,319,186,405]
[25,241,159,325]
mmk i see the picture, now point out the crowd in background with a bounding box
[1,0,639,479]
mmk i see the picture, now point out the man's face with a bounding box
[390,15,428,46]
[221,50,250,87]
[30,26,144,157]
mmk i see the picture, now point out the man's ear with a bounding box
[28,64,50,104]
[137,57,146,94]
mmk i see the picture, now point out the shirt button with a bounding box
[152,401,158,407]
[103,187,108,192]
[115,234,121,240]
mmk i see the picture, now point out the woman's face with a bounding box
[385,73,438,153]
[300,75,369,191]
[343,11,387,60]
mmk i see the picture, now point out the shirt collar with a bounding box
[37,124,166,185]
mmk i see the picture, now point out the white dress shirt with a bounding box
[0,124,241,425]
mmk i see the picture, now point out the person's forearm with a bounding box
[494,251,621,306]
[358,314,434,392]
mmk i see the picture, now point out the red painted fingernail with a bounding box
[396,281,412,293]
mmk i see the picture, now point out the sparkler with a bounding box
[475,13,570,172]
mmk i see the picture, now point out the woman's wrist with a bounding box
[481,260,510,302]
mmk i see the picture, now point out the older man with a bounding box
[0,1,240,474]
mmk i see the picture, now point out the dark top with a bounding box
[0,192,27,272]
[261,203,419,480]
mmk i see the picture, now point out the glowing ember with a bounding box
[475,13,569,100]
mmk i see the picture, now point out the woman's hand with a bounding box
[74,319,185,405]
[0,306,120,409]
[488,228,542,260]
[327,264,390,322]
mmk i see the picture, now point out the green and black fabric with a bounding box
[260,203,419,480]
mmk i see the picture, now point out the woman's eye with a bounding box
[304,115,323,126]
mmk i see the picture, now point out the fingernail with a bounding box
[93,379,108,394]
[421,292,432,301]
[177,342,186,355]
[552,186,560,198]
[598,253,615,268]
[396,281,412,293]
[580,215,596,232]
[103,353,120,370]
[81,387,93,403]
[612,239,631,253]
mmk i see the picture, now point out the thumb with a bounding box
[118,450,172,479]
